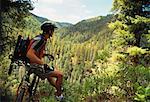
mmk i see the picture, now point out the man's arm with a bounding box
[27,48,44,65]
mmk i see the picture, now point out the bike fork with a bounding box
[28,75,40,101]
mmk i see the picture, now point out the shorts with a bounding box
[26,64,54,80]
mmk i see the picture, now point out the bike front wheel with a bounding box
[15,81,30,102]
[16,88,25,102]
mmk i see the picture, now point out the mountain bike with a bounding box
[8,54,54,102]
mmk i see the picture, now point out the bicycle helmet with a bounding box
[41,21,57,33]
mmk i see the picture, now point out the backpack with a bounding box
[8,35,30,75]
[12,35,30,62]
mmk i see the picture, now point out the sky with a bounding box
[30,0,113,24]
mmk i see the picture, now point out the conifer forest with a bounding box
[0,0,150,102]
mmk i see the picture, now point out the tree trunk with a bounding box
[134,33,141,47]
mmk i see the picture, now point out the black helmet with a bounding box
[41,22,57,33]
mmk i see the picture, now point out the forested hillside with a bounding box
[0,0,150,102]
[57,15,113,43]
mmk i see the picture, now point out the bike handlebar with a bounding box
[8,53,54,75]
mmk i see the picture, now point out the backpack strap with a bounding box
[27,34,46,52]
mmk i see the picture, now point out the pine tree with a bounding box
[108,0,150,101]
[111,0,150,47]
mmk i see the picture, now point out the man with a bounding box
[26,22,63,101]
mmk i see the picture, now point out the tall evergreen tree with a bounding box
[108,0,150,101]
[111,0,150,47]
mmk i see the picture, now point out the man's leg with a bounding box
[47,70,63,96]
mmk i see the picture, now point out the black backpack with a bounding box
[8,35,30,75]
[13,35,30,61]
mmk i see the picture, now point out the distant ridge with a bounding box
[57,14,114,43]
[31,13,73,28]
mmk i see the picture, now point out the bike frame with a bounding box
[15,63,42,102]
[9,54,54,102]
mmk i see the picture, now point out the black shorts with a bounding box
[26,64,54,80]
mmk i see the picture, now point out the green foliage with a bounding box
[40,97,55,102]
[57,15,113,43]
[127,46,147,56]
[104,0,150,101]
[134,85,150,102]
[111,52,126,62]
[108,20,128,30]
[95,48,110,62]
[1,0,34,54]
[111,0,150,47]
[0,55,15,101]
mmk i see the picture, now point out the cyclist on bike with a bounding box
[26,21,63,101]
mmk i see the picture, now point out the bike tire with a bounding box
[15,88,25,102]
[28,75,40,102]
[15,80,30,102]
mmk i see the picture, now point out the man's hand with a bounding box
[44,64,54,72]
[44,64,49,70]
[44,54,54,61]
